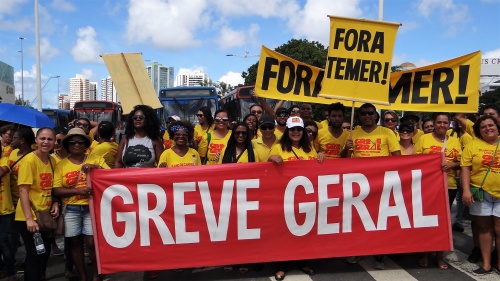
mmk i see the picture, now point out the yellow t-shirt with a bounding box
[158,148,201,167]
[8,149,26,204]
[15,152,56,221]
[252,136,280,162]
[351,126,400,158]
[319,120,329,129]
[461,138,500,198]
[218,147,260,164]
[412,129,424,144]
[194,124,215,144]
[274,129,284,140]
[269,144,317,162]
[447,129,473,149]
[53,154,109,205]
[414,133,462,189]
[317,128,349,159]
[2,145,13,158]
[464,119,478,139]
[198,131,231,165]
[91,141,118,168]
[0,157,14,215]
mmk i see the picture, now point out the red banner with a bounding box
[89,153,452,274]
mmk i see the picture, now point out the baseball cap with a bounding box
[259,115,275,128]
[286,117,304,128]
[276,107,289,116]
[400,114,420,123]
[398,121,414,132]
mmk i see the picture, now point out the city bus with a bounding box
[157,86,219,127]
[42,108,73,128]
[219,85,291,122]
[72,101,123,124]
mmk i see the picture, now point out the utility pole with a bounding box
[19,37,25,105]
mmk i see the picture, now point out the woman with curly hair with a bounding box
[158,121,201,167]
[115,105,164,169]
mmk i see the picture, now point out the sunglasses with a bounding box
[133,115,145,121]
[261,124,275,131]
[68,140,86,145]
[360,111,375,116]
[251,110,263,115]
[384,118,398,123]
[75,122,90,128]
[306,129,318,136]
[196,114,204,118]
[291,110,300,114]
[289,127,303,132]
[235,131,247,136]
[215,117,229,123]
[342,126,351,130]
[277,113,289,118]
[399,129,412,134]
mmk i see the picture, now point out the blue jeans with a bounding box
[0,214,16,276]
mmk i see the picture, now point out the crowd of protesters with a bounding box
[0,99,499,281]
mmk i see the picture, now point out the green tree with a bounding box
[479,88,500,105]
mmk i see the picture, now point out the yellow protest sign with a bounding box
[384,51,481,112]
[101,53,162,113]
[322,16,400,104]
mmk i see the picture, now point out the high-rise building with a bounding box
[175,71,207,87]
[58,94,70,109]
[69,74,89,109]
[89,82,97,101]
[147,61,174,93]
[100,76,118,102]
[0,61,15,104]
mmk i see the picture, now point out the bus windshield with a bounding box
[74,111,114,123]
[159,98,217,125]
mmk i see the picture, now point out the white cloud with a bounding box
[483,48,500,58]
[416,0,470,37]
[125,0,209,50]
[0,0,30,32]
[211,0,300,19]
[217,24,259,50]
[71,26,103,64]
[287,0,363,45]
[38,37,61,61]
[49,0,75,12]
[13,65,61,106]
[218,71,244,86]
[81,69,96,81]
[177,66,206,75]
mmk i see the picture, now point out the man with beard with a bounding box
[274,107,289,139]
[345,103,400,270]
[316,103,350,159]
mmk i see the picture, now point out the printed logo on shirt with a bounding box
[355,138,381,151]
[325,143,341,157]
[209,143,224,153]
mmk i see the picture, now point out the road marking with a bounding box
[445,249,500,281]
[267,269,313,281]
[358,256,418,281]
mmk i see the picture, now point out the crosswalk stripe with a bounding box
[358,256,418,281]
[445,249,500,281]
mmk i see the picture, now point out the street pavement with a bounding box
[2,202,499,281]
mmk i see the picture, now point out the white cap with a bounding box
[168,115,181,121]
[286,117,304,128]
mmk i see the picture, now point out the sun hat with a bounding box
[62,127,92,148]
[286,117,304,128]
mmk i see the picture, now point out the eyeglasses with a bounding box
[291,109,300,114]
[196,114,204,118]
[277,113,289,118]
[68,140,86,145]
[342,126,351,130]
[360,111,375,116]
[251,110,263,115]
[399,129,412,134]
[133,115,145,121]
[174,133,188,138]
[75,122,90,128]
[215,117,229,123]
[289,127,303,132]
[384,118,398,123]
[306,129,318,136]
[235,131,247,136]
[261,124,275,131]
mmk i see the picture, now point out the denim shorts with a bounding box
[64,205,93,237]
[470,191,500,217]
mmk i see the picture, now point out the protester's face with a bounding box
[196,111,206,123]
[433,115,450,135]
[214,112,229,130]
[359,108,377,127]
[479,118,499,141]
[250,106,263,120]
[398,127,414,141]
[75,119,90,134]
[1,130,13,145]
[260,123,275,138]
[383,113,398,130]
[173,128,188,146]
[55,133,64,151]
[342,122,351,130]
[68,136,87,155]
[328,110,344,129]
[288,126,303,144]
[132,110,146,130]
[323,111,329,120]
[35,129,55,153]
[290,107,300,117]
[423,121,434,134]
[10,132,22,149]
[483,108,500,121]
[306,125,318,142]
[276,111,289,126]
[234,125,248,144]
[300,104,312,118]
[245,115,257,131]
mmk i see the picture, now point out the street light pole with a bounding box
[226,48,258,71]
[19,37,25,105]
[31,75,59,107]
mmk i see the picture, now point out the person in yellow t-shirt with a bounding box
[461,115,500,274]
[15,127,59,281]
[52,128,108,281]
[400,114,424,144]
[268,116,322,280]
[219,122,260,164]
[198,109,231,165]
[194,106,215,148]
[414,112,461,271]
[0,156,16,281]
[455,103,500,139]
[158,121,201,167]
[243,114,259,140]
[398,122,416,155]
[274,107,288,138]
[317,102,350,159]
[90,121,118,168]
[252,116,280,162]
[0,125,14,158]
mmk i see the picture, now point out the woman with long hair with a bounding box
[194,106,214,146]
[198,109,231,165]
[243,114,259,140]
[158,121,201,167]
[115,105,164,169]
[53,128,108,281]
[462,115,500,275]
[219,122,258,164]
[15,127,59,281]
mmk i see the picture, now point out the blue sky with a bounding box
[1,0,499,108]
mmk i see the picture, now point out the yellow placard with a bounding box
[101,53,162,114]
[322,16,400,104]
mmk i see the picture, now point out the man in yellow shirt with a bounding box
[252,116,280,162]
[274,108,288,138]
[316,103,350,159]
